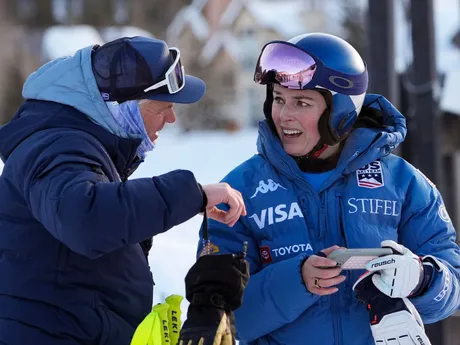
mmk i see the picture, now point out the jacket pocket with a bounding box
[96,306,134,345]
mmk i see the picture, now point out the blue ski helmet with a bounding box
[254,33,368,146]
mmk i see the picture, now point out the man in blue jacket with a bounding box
[200,33,460,345]
[0,36,246,344]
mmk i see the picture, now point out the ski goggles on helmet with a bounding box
[254,42,318,89]
[254,41,367,95]
[144,47,185,95]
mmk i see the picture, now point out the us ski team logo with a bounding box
[356,161,384,189]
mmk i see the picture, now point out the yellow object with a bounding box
[199,242,220,256]
[130,308,162,345]
[131,295,183,345]
[166,295,184,345]
[153,303,171,344]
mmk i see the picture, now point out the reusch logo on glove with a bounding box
[416,335,426,345]
[370,258,395,269]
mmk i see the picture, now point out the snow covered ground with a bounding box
[0,127,259,316]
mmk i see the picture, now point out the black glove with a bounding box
[178,252,250,345]
[353,272,432,345]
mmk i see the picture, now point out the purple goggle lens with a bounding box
[254,42,317,89]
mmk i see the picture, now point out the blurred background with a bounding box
[0,0,459,343]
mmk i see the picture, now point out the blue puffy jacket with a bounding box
[0,46,204,344]
[200,95,460,345]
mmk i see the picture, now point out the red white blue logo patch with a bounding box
[259,246,273,264]
[356,161,384,189]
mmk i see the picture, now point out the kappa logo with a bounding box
[251,179,287,199]
[356,161,384,189]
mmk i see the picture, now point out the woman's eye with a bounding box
[298,101,312,107]
[274,97,285,104]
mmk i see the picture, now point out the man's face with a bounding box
[138,100,176,142]
[271,84,327,157]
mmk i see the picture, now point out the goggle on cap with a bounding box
[92,36,206,104]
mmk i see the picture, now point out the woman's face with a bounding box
[271,84,327,157]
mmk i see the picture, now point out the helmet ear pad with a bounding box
[316,89,339,146]
[318,108,358,146]
[317,90,360,146]
[317,110,336,145]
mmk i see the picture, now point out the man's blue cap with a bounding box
[91,36,206,104]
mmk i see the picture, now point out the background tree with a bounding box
[15,0,56,28]
[0,0,41,124]
[341,0,367,60]
[82,0,115,27]
[128,0,190,38]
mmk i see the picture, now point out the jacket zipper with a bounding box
[319,201,326,240]
[332,295,341,345]
[267,135,359,345]
[326,191,339,345]
[336,196,348,247]
[337,195,351,345]
[337,195,351,293]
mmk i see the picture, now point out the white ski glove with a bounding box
[365,240,424,298]
[353,271,432,345]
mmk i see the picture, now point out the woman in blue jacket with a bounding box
[200,33,460,345]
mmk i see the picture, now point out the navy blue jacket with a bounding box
[0,46,203,344]
[200,95,460,345]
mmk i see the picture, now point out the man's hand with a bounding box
[353,271,432,345]
[202,183,247,227]
[366,240,423,298]
[178,253,250,345]
[301,245,346,296]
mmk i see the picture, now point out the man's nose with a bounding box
[164,108,176,123]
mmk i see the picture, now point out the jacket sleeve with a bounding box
[399,170,460,323]
[19,134,204,259]
[201,215,319,342]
